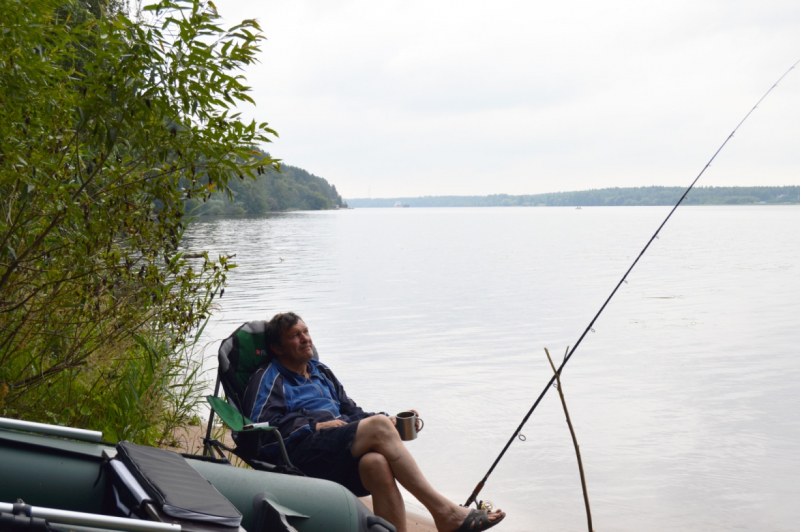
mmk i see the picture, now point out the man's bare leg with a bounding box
[352,416,504,532]
[359,452,407,532]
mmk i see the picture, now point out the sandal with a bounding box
[455,508,505,531]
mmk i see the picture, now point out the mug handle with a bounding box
[416,418,424,432]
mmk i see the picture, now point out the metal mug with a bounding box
[395,411,424,441]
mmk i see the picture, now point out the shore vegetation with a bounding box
[0,0,276,445]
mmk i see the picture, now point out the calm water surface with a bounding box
[183,206,800,532]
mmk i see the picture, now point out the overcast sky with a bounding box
[216,0,800,198]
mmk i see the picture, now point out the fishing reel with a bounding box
[461,499,495,511]
[477,500,495,512]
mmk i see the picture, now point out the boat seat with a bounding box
[109,441,243,531]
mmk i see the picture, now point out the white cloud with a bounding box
[218,0,800,197]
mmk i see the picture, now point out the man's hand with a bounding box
[391,410,423,431]
[315,419,347,431]
[409,409,422,431]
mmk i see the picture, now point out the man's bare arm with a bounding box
[315,419,348,430]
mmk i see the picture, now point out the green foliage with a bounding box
[187,156,347,216]
[0,0,276,439]
[15,326,209,446]
[347,186,800,208]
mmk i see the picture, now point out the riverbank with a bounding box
[359,498,436,532]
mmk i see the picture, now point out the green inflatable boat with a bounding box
[0,417,395,532]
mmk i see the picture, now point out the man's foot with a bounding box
[435,505,505,532]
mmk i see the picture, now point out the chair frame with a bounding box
[201,322,304,476]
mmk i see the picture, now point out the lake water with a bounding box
[183,206,800,532]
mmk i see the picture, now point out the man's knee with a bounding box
[359,416,400,443]
[359,452,394,489]
[361,415,398,439]
[353,415,402,457]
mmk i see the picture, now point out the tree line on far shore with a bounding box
[186,155,347,216]
[346,186,800,208]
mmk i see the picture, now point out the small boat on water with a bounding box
[0,417,393,532]
[393,201,410,208]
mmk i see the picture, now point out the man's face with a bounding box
[274,319,314,365]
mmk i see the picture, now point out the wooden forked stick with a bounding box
[545,346,594,532]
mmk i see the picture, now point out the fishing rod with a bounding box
[464,59,800,509]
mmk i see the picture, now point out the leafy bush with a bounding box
[0,0,275,442]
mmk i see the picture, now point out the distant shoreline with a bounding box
[346,186,800,208]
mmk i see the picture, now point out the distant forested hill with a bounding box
[186,157,346,216]
[347,186,800,208]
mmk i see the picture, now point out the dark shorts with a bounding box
[287,420,369,497]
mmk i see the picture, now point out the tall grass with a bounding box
[0,321,210,447]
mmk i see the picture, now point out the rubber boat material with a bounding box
[0,418,395,532]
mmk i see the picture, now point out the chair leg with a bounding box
[274,432,293,468]
[202,376,222,457]
[202,438,233,462]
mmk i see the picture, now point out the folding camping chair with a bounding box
[201,321,317,475]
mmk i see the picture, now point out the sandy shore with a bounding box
[169,424,437,531]
[359,497,437,532]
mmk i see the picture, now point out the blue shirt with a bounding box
[242,358,375,459]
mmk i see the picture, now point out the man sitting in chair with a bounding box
[243,312,505,532]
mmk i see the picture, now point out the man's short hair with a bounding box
[265,312,303,355]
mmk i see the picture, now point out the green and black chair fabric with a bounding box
[202,320,317,475]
